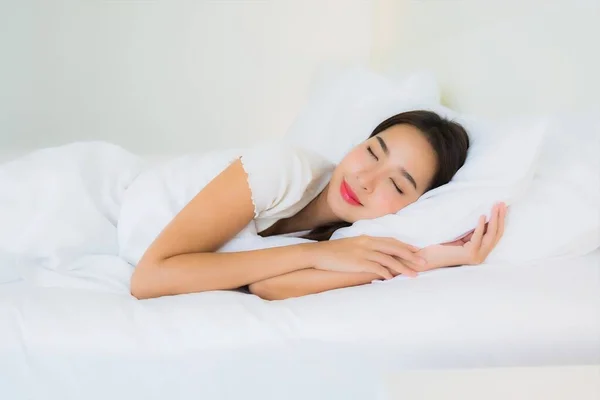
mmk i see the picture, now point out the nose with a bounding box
[356,169,378,194]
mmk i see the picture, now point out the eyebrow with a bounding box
[400,167,418,190]
[376,136,389,155]
[377,136,418,190]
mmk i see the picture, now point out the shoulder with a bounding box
[240,141,332,181]
[239,141,334,216]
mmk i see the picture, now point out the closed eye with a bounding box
[367,146,378,161]
[391,178,404,195]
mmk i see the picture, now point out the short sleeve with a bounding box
[239,141,332,218]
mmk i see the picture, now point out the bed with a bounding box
[1,249,599,399]
[1,1,599,400]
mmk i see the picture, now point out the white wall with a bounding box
[4,0,597,158]
[373,0,600,118]
[0,0,374,155]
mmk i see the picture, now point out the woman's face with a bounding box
[327,124,438,223]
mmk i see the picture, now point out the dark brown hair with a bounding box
[302,110,470,241]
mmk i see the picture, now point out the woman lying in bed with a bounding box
[131,110,507,300]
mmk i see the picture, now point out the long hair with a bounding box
[302,110,470,242]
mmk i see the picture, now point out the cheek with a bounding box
[340,149,369,173]
[366,188,406,216]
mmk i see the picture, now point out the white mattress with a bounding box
[1,249,599,400]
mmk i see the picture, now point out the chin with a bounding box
[327,195,353,223]
[336,203,363,223]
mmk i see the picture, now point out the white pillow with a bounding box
[486,111,600,263]
[286,66,441,164]
[286,67,548,248]
[342,109,599,264]
[331,111,548,248]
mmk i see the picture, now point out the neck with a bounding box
[263,184,340,236]
[296,183,340,228]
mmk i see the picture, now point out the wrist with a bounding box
[418,246,463,270]
[296,241,325,269]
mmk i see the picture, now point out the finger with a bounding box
[368,252,418,278]
[404,243,422,253]
[372,238,426,266]
[365,261,394,280]
[470,214,487,249]
[378,237,421,253]
[482,204,500,251]
[369,252,415,276]
[402,258,432,273]
[376,265,400,278]
[443,239,464,247]
[494,203,507,247]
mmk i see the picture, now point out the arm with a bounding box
[130,159,313,299]
[248,269,381,300]
[248,203,509,301]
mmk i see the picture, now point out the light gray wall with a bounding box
[373,0,600,118]
[0,0,374,155]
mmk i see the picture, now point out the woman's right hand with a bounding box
[307,236,427,280]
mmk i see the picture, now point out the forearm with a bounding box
[249,269,379,301]
[131,244,314,299]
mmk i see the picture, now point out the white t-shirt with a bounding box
[239,142,334,234]
[117,142,334,265]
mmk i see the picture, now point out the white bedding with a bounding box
[1,143,598,399]
[1,249,599,400]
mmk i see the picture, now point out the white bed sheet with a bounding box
[1,249,598,400]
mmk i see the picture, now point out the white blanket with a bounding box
[1,136,598,287]
[0,142,309,287]
[1,250,599,400]
[1,142,598,400]
[0,142,142,284]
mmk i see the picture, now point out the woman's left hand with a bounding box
[406,202,508,272]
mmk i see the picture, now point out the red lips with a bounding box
[340,179,362,206]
